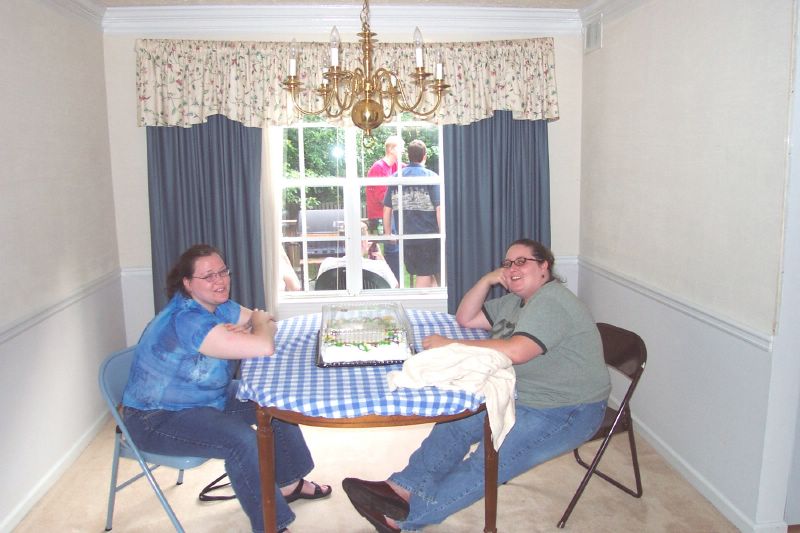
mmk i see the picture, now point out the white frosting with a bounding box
[320,339,410,364]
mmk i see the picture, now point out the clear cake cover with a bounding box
[316,302,415,367]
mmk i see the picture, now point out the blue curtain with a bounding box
[147,114,265,312]
[443,111,551,313]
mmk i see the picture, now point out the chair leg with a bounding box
[176,469,185,485]
[127,452,186,533]
[557,431,617,528]
[558,413,644,528]
[576,414,643,497]
[624,421,643,497]
[105,433,123,531]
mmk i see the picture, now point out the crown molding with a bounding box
[101,5,583,39]
[45,0,105,24]
[580,0,647,24]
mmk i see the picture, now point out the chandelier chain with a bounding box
[361,0,369,28]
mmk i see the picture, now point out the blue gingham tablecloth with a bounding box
[237,308,490,418]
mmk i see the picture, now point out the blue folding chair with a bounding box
[99,347,210,532]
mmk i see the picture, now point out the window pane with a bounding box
[303,127,345,178]
[302,189,345,264]
[276,120,446,297]
[281,186,301,237]
[356,125,397,174]
[306,185,343,211]
[283,128,299,178]
[401,125,440,172]
[281,242,304,291]
[361,233,397,289]
[399,237,443,288]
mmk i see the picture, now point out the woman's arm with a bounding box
[198,308,277,360]
[455,268,508,329]
[421,334,542,364]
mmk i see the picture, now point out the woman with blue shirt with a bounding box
[342,239,610,532]
[122,244,330,533]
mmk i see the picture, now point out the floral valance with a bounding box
[136,37,559,128]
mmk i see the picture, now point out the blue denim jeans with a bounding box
[389,400,606,531]
[122,382,314,532]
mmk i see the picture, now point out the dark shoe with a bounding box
[342,478,409,520]
[349,496,401,533]
[284,479,332,504]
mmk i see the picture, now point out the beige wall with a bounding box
[103,33,585,270]
[1,2,128,528]
[580,0,792,333]
[1,1,118,327]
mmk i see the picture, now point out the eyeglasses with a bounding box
[193,268,231,282]
[500,257,541,269]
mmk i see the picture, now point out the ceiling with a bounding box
[97,0,595,8]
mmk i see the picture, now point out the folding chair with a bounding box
[557,323,647,528]
[314,266,391,290]
[99,347,210,532]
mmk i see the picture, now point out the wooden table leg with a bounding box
[484,415,498,533]
[256,406,278,533]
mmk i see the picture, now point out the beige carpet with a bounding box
[14,418,738,532]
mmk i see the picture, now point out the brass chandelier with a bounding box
[282,0,449,137]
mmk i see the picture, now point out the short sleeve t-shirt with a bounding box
[122,293,241,411]
[366,159,400,219]
[482,282,610,408]
[383,163,440,235]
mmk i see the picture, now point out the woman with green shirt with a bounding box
[343,238,610,532]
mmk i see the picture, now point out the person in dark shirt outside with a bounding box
[382,139,441,288]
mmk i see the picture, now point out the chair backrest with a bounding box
[596,323,647,380]
[362,269,391,289]
[99,347,137,418]
[314,267,391,290]
[315,267,347,290]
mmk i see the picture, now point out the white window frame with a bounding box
[270,120,448,303]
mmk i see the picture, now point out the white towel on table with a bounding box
[386,343,516,449]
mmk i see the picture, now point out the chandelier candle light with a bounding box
[282,0,449,137]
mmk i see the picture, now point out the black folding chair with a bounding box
[314,267,391,290]
[557,323,647,528]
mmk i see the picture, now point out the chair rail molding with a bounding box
[0,270,120,346]
[577,257,772,351]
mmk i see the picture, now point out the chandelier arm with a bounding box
[398,82,448,118]
[393,78,431,113]
[371,69,396,118]
[348,70,364,110]
[289,87,338,117]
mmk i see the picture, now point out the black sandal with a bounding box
[284,478,332,503]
